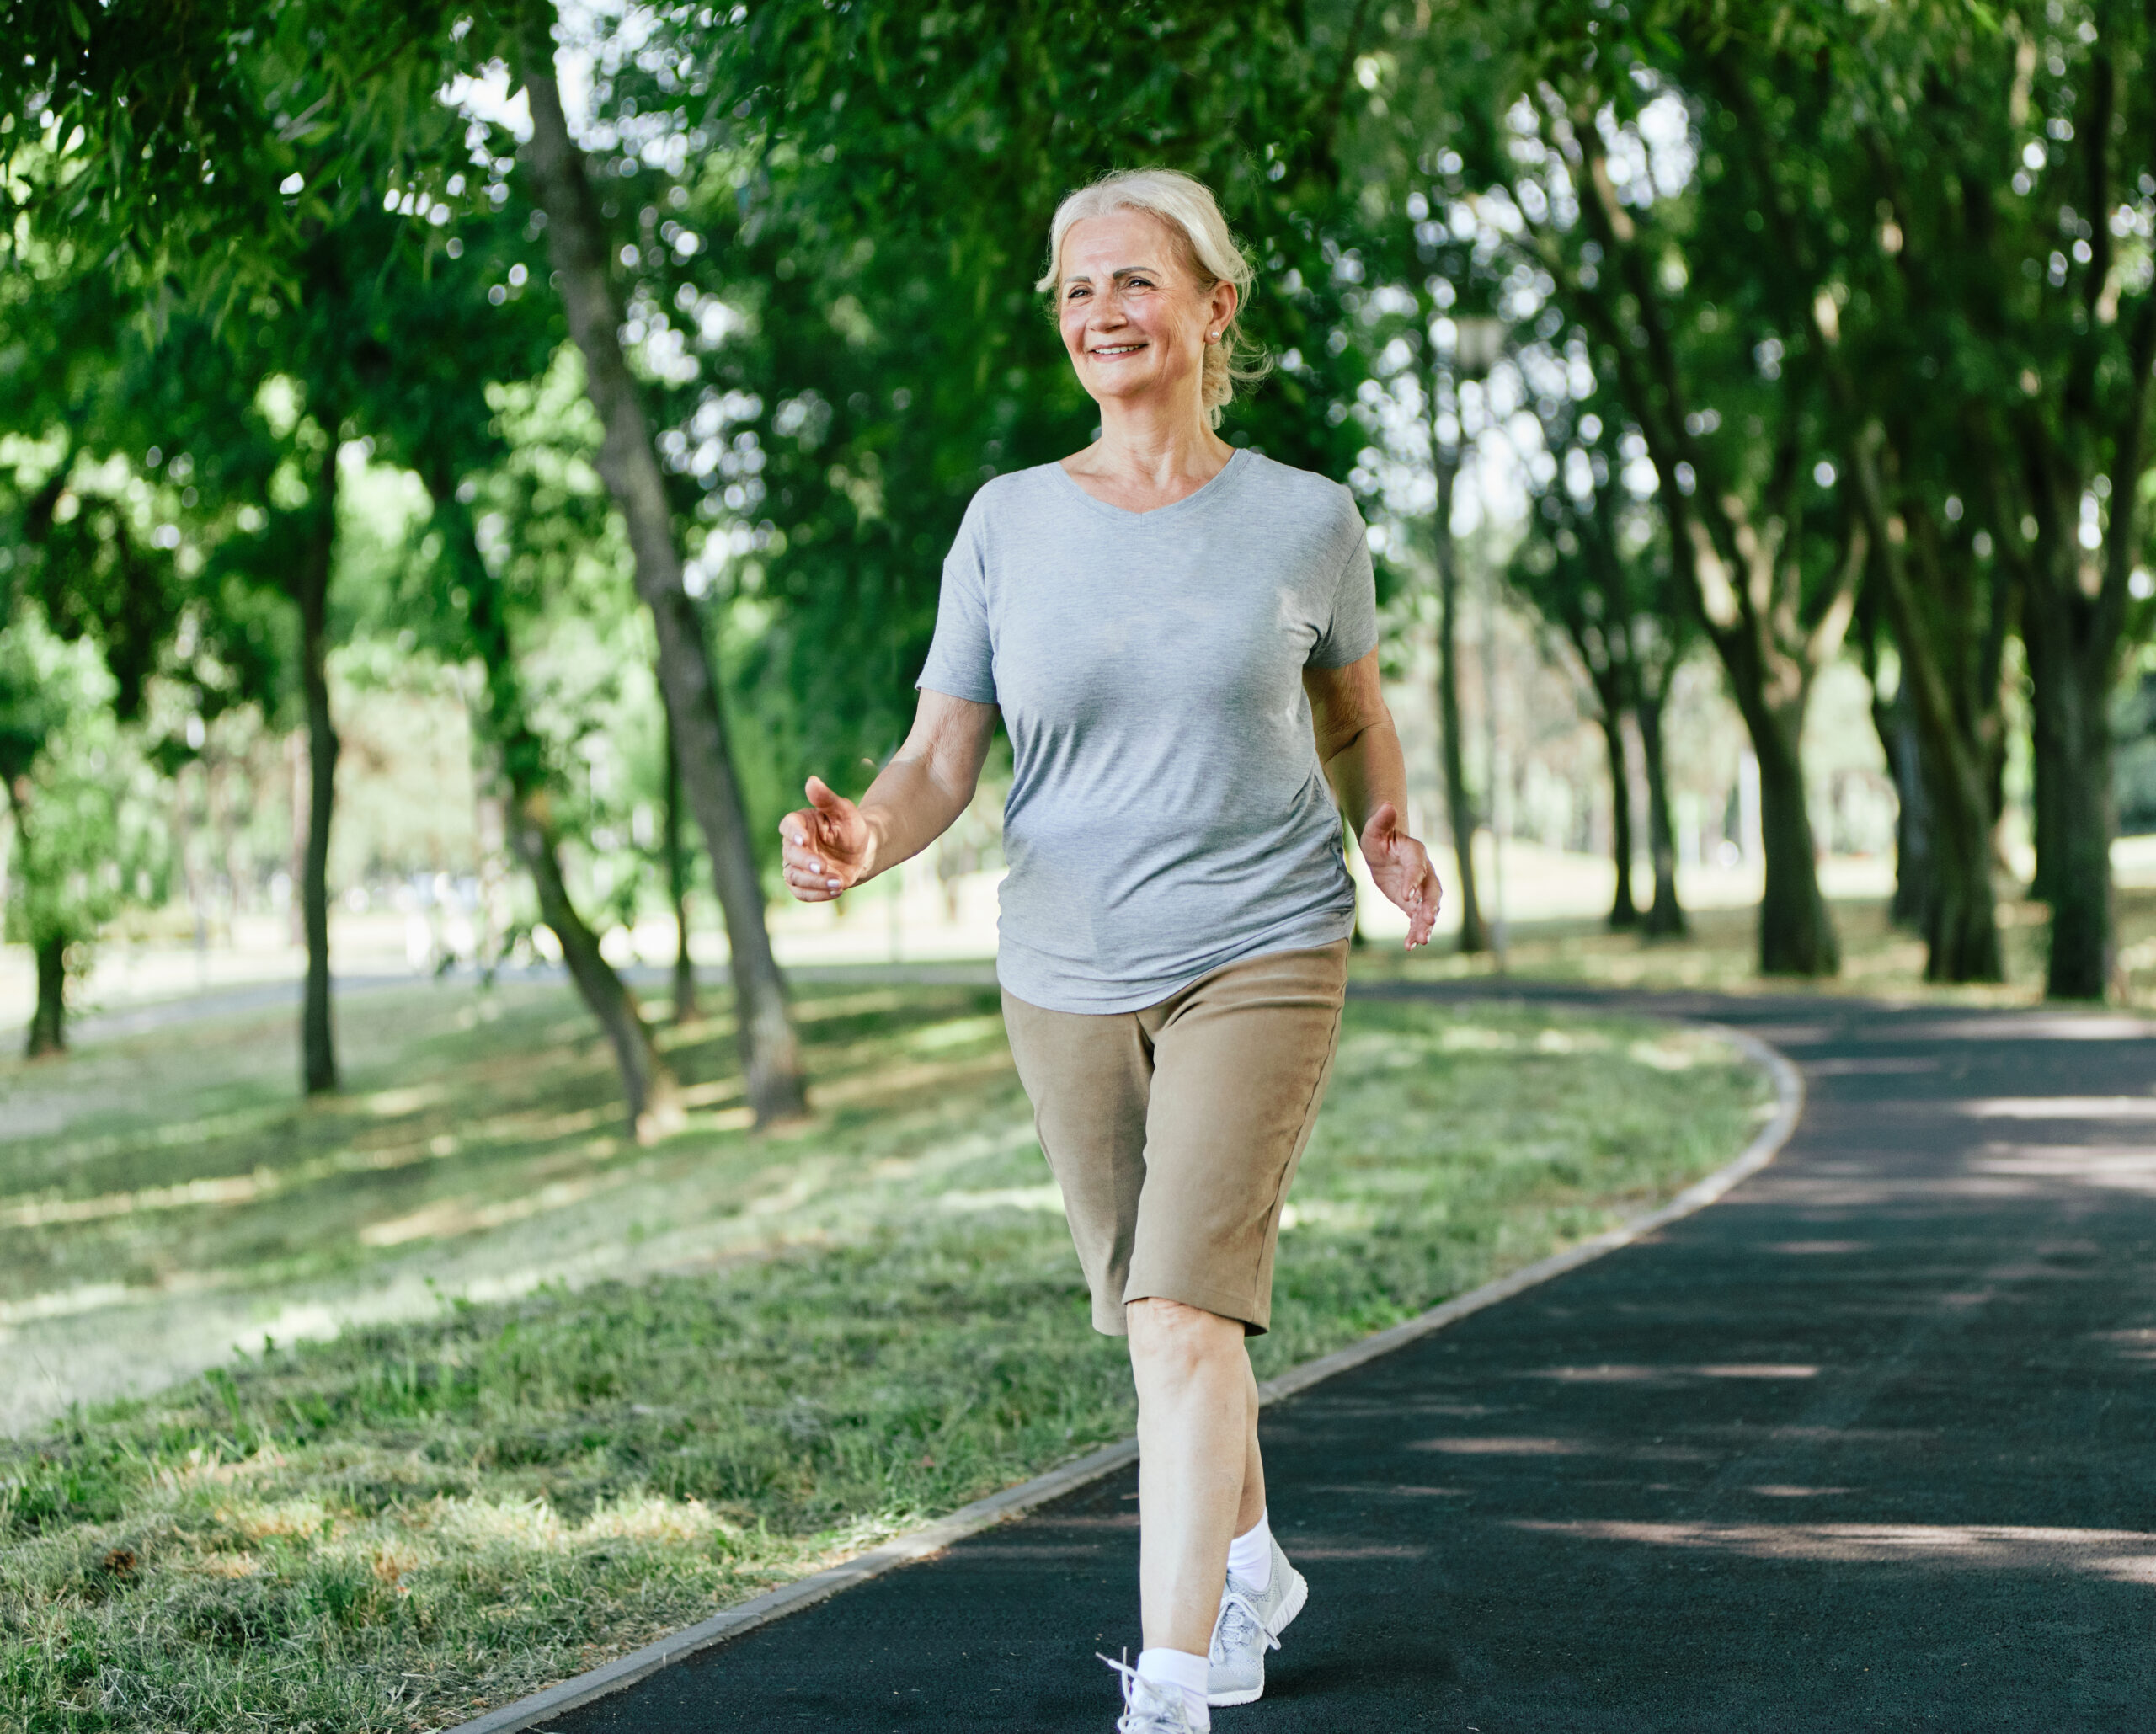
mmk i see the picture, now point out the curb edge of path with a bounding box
[448,1019,1804,1734]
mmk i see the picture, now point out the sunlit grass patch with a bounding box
[0,989,1769,1731]
[1351,886,2156,1006]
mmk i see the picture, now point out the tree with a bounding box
[0,613,157,1054]
[312,163,696,1139]
[1682,16,2013,984]
[428,476,688,1141]
[1855,588,1935,935]
[1482,2,2153,991]
[510,0,804,1125]
[0,265,284,1051]
[1827,3,2155,997]
[1432,451,1492,952]
[662,713,699,1022]
[1514,62,1860,974]
[1511,397,1694,938]
[1364,4,1860,975]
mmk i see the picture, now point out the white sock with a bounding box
[1136,1647,1210,1730]
[1226,1510,1273,1593]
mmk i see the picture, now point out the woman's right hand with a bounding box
[778,776,874,902]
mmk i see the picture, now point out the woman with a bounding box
[779,168,1439,1732]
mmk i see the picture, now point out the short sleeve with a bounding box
[915,501,999,704]
[1306,488,1379,669]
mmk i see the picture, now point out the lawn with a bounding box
[0,974,1770,1732]
[1358,885,2156,1006]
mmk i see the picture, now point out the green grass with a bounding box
[1353,886,2156,1006]
[0,979,1770,1732]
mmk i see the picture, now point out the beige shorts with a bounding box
[1001,940,1349,1337]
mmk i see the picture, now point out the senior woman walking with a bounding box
[780,168,1438,1732]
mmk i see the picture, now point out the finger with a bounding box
[1394,845,1427,904]
[779,826,828,876]
[1364,802,1398,844]
[805,775,847,813]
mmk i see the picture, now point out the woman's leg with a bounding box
[1236,1347,1266,1536]
[1128,1296,1257,1651]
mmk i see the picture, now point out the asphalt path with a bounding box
[542,987,2156,1732]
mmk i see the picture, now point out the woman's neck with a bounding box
[1063,394,1234,512]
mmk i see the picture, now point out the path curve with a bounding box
[531,987,2156,1731]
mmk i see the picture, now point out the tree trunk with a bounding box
[1872,684,1933,932]
[2027,662,2062,904]
[26,933,64,1057]
[2000,267,2151,995]
[1636,685,1688,939]
[3,777,68,1056]
[296,433,340,1095]
[664,714,698,1024]
[2024,611,2116,1000]
[1857,611,1999,983]
[1432,461,1486,953]
[1919,763,2004,983]
[286,730,307,947]
[1597,701,1638,931]
[1891,662,2002,984]
[517,3,805,1123]
[430,478,685,1139]
[1841,432,2001,984]
[509,792,686,1140]
[1746,697,1840,976]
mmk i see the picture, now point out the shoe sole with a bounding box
[1206,1568,1308,1707]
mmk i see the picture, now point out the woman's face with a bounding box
[1055,208,1235,419]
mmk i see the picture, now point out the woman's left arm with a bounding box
[1305,650,1443,948]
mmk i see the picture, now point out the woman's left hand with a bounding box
[1359,803,1443,948]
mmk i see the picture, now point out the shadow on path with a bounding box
[542,987,2156,1732]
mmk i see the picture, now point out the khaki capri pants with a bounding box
[1001,940,1349,1337]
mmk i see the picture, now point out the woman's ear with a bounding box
[1211,279,1239,336]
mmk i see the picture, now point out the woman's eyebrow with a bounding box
[1062,263,1163,285]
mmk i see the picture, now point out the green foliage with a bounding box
[0,611,167,966]
[7,0,2156,1007]
[0,0,485,307]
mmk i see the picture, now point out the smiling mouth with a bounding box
[1090,343,1145,358]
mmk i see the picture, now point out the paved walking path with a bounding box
[542,988,2156,1731]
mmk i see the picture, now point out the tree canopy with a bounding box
[3,0,2153,1098]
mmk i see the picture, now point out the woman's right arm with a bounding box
[777,689,999,902]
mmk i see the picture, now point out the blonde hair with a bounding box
[1036,168,1269,428]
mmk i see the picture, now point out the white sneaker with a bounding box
[1206,1534,1308,1706]
[1099,1652,1208,1733]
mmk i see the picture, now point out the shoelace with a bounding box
[1097,1651,1196,1733]
[1211,1584,1282,1662]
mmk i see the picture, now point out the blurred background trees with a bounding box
[0,0,2151,1121]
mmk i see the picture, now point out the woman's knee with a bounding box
[1127,1297,1243,1374]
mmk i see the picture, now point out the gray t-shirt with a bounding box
[917,449,1378,1013]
